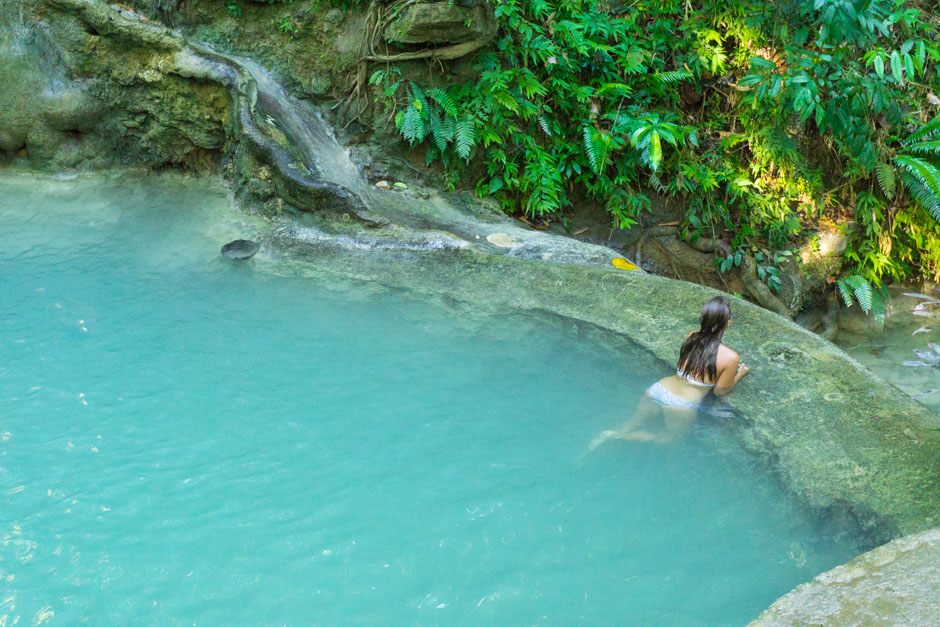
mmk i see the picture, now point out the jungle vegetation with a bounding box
[364,0,940,310]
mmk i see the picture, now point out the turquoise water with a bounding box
[1,175,862,624]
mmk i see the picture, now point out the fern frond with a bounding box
[901,178,940,223]
[875,162,896,199]
[455,114,475,160]
[537,114,551,137]
[439,115,456,143]
[837,279,854,308]
[398,102,425,144]
[430,88,458,118]
[493,90,520,113]
[837,275,875,312]
[410,82,429,113]
[583,126,599,173]
[430,113,448,154]
[651,70,692,85]
[903,139,940,158]
[595,82,634,97]
[894,154,940,220]
[903,116,940,146]
[851,277,874,312]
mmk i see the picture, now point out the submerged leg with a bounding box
[657,407,697,444]
[588,395,661,451]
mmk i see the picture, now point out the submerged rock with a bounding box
[221,239,260,260]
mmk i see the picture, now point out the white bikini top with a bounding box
[677,368,715,388]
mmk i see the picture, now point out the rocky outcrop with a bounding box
[384,1,493,45]
[750,528,940,625]
[0,0,229,170]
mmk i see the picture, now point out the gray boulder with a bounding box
[221,239,260,260]
[751,528,940,626]
[384,2,491,44]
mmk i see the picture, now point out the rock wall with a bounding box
[0,0,231,171]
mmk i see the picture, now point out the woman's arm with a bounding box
[713,351,749,396]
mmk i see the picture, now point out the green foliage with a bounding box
[893,117,940,223]
[837,274,886,321]
[371,0,698,220]
[369,0,940,285]
[755,249,792,292]
[224,1,241,18]
[272,12,299,36]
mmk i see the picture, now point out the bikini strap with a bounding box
[676,368,715,388]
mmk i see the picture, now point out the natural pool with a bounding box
[836,308,940,416]
[1,175,864,624]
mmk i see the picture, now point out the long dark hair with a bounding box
[678,296,732,383]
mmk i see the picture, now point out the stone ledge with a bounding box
[750,528,940,626]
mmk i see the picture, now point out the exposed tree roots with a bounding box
[341,0,497,127]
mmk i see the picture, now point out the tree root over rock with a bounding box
[739,252,791,318]
[343,0,497,125]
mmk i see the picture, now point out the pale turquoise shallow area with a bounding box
[0,175,862,624]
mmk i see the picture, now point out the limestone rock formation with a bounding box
[750,528,940,626]
[384,1,492,45]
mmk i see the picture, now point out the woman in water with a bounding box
[590,295,749,447]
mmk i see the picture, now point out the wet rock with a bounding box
[221,239,260,259]
[751,528,940,626]
[306,74,331,96]
[323,8,344,31]
[800,227,852,280]
[384,2,491,44]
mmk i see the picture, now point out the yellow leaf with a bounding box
[611,257,639,271]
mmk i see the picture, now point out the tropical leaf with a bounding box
[595,82,634,97]
[454,114,476,160]
[837,275,878,313]
[583,125,599,173]
[649,130,662,171]
[875,162,896,199]
[837,279,854,308]
[430,88,459,118]
[890,50,904,84]
[903,117,940,146]
[652,70,692,85]
[894,155,940,220]
[537,114,551,136]
[397,103,426,144]
[904,139,940,158]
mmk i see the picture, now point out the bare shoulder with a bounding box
[716,344,739,369]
